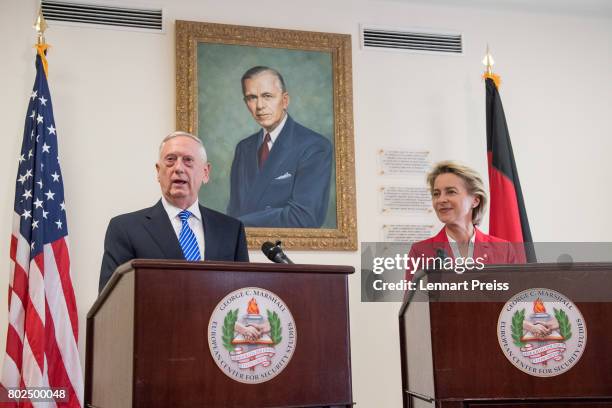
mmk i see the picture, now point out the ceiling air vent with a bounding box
[41,0,163,32]
[361,26,462,55]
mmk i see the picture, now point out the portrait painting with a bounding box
[176,21,356,250]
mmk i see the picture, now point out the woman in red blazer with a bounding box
[408,161,521,270]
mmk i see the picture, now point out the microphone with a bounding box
[261,241,294,264]
[403,247,449,306]
[435,248,448,263]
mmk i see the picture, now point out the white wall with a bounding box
[1,0,611,406]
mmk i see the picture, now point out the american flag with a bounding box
[1,46,83,407]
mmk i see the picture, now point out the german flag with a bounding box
[485,76,536,262]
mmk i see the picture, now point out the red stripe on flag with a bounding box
[44,299,80,408]
[10,264,28,311]
[8,235,18,308]
[5,326,23,375]
[51,240,78,342]
[23,297,45,375]
[33,253,44,280]
[488,160,524,243]
[9,236,17,263]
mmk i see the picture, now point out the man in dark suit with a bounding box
[227,66,332,228]
[99,132,249,293]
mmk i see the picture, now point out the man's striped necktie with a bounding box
[178,210,201,261]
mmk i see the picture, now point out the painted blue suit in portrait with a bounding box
[227,115,332,227]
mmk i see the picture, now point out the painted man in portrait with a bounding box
[227,66,333,228]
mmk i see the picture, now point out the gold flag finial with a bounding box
[34,6,50,76]
[482,44,495,75]
[34,7,48,45]
[482,44,501,88]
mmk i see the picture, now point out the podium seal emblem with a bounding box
[497,288,587,377]
[208,287,297,384]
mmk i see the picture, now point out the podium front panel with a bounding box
[130,263,353,407]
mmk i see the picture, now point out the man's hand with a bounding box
[235,322,262,340]
[542,319,560,331]
[523,321,551,337]
[251,321,271,334]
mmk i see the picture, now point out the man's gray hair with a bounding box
[158,131,207,162]
[241,66,287,94]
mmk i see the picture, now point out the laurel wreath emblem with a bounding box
[511,307,573,347]
[222,309,239,352]
[554,308,572,340]
[511,308,526,347]
[267,310,283,345]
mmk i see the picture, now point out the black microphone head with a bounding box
[261,241,275,253]
[262,241,285,263]
[435,248,447,259]
[261,240,293,264]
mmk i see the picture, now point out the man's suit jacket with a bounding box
[99,200,249,292]
[227,115,332,228]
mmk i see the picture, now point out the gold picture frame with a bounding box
[176,20,357,250]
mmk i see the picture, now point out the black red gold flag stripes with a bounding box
[485,77,536,262]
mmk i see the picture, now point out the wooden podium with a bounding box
[85,260,354,408]
[399,263,612,408]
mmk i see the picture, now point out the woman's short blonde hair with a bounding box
[426,160,488,225]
